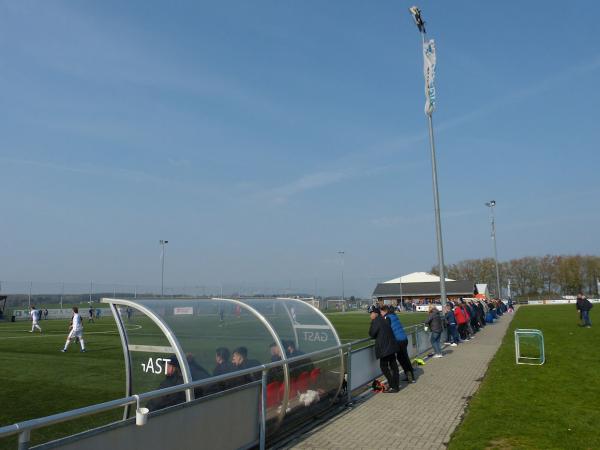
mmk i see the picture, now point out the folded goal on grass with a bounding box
[514,328,545,365]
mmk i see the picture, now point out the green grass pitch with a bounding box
[0,309,425,448]
[448,304,600,450]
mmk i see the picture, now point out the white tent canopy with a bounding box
[384,271,454,284]
[475,283,489,297]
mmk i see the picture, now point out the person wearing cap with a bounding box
[368,305,400,393]
[146,356,185,411]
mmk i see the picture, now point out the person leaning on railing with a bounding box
[368,305,400,393]
[425,305,443,358]
[380,305,416,383]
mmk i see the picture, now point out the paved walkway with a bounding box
[284,312,515,450]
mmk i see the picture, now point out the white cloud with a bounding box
[267,170,349,204]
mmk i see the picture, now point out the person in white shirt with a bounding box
[29,306,42,333]
[61,306,86,353]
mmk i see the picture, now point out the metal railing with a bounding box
[0,343,353,450]
[0,323,431,450]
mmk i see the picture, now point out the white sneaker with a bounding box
[433,354,443,358]
[450,343,457,347]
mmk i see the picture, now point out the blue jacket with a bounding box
[445,310,457,326]
[385,312,408,342]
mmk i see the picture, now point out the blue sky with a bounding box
[1,1,599,297]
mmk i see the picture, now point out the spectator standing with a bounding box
[454,304,469,341]
[467,301,480,334]
[444,304,459,346]
[43,309,49,320]
[576,293,593,328]
[381,305,416,383]
[425,305,444,358]
[368,305,400,393]
[88,307,94,323]
[476,301,486,326]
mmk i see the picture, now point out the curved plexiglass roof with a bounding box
[102,297,343,431]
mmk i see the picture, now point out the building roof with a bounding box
[372,280,475,298]
[384,272,454,284]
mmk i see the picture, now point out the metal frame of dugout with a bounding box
[104,297,345,428]
[0,299,438,450]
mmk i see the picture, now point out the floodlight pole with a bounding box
[486,201,501,298]
[160,240,169,297]
[410,6,447,306]
[338,251,345,312]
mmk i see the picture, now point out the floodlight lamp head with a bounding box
[409,6,426,33]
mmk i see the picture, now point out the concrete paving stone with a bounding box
[285,313,513,450]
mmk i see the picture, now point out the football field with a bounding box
[0,310,426,449]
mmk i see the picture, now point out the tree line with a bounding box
[432,255,600,299]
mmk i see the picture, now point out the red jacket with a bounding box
[453,306,468,325]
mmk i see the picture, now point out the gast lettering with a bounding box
[303,331,328,342]
[141,357,171,374]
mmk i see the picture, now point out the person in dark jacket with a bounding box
[381,305,415,383]
[204,347,234,394]
[467,301,480,333]
[425,305,444,358]
[576,293,593,327]
[444,304,459,346]
[231,346,261,383]
[368,306,400,392]
[476,301,486,326]
[285,340,313,377]
[146,356,185,411]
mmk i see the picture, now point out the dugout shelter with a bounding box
[84,297,345,448]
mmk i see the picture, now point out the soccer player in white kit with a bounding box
[61,306,86,352]
[29,306,42,333]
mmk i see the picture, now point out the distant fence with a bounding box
[11,308,112,321]
[0,281,335,309]
[0,280,223,299]
[525,299,599,305]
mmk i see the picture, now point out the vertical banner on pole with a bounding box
[423,39,436,116]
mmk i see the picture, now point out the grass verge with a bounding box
[448,304,599,450]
